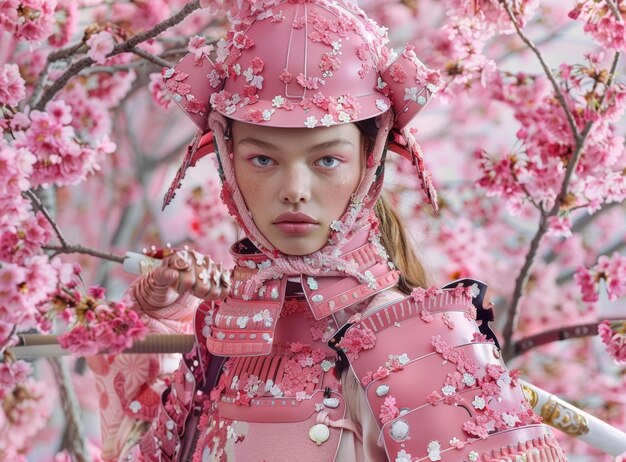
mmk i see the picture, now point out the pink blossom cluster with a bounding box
[0,377,54,460]
[57,286,148,356]
[598,320,626,364]
[13,100,116,187]
[0,0,57,44]
[569,1,626,51]
[443,0,540,34]
[0,63,26,107]
[479,59,626,217]
[47,0,79,47]
[575,252,626,303]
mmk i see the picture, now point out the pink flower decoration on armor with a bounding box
[250,56,265,74]
[232,31,254,50]
[462,420,489,439]
[361,371,373,386]
[442,313,455,329]
[379,395,399,424]
[372,366,390,381]
[427,391,442,405]
[337,324,376,361]
[452,282,467,298]
[86,31,114,64]
[0,63,26,106]
[598,320,626,364]
[411,286,426,303]
[472,332,488,342]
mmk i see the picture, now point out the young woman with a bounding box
[89,1,567,461]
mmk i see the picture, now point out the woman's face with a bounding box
[232,121,364,256]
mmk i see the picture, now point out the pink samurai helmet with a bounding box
[162,0,443,211]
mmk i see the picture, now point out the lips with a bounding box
[273,211,319,236]
[273,211,318,224]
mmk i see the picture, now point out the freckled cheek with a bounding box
[235,169,265,215]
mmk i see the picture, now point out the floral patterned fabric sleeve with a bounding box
[87,278,199,461]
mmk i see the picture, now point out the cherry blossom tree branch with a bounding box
[500,3,623,361]
[48,357,92,462]
[33,0,201,110]
[43,244,125,264]
[500,0,581,142]
[25,189,68,248]
[130,47,174,68]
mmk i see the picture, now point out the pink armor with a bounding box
[126,231,566,462]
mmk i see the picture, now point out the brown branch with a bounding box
[25,189,68,247]
[500,0,581,143]
[131,47,174,68]
[43,244,125,264]
[498,2,625,361]
[34,0,201,110]
[49,357,92,462]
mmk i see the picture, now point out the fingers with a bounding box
[161,249,231,301]
[190,253,231,301]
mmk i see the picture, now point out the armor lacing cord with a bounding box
[316,410,363,443]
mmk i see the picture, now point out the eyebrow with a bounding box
[237,137,355,151]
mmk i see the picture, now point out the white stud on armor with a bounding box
[323,397,340,408]
[309,423,330,445]
[389,420,410,441]
[376,385,390,397]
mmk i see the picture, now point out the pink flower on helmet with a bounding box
[296,73,320,90]
[86,31,114,64]
[389,63,407,84]
[185,97,205,115]
[311,92,330,110]
[356,43,369,61]
[279,69,293,84]
[319,53,341,74]
[243,108,265,123]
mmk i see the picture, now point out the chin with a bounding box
[273,237,327,256]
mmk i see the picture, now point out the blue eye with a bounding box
[251,155,274,167]
[317,156,340,168]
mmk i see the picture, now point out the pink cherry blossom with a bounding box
[0,63,26,106]
[86,30,115,64]
[598,320,626,364]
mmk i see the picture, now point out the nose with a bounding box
[279,165,311,204]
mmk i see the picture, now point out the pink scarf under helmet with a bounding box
[162,0,442,293]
